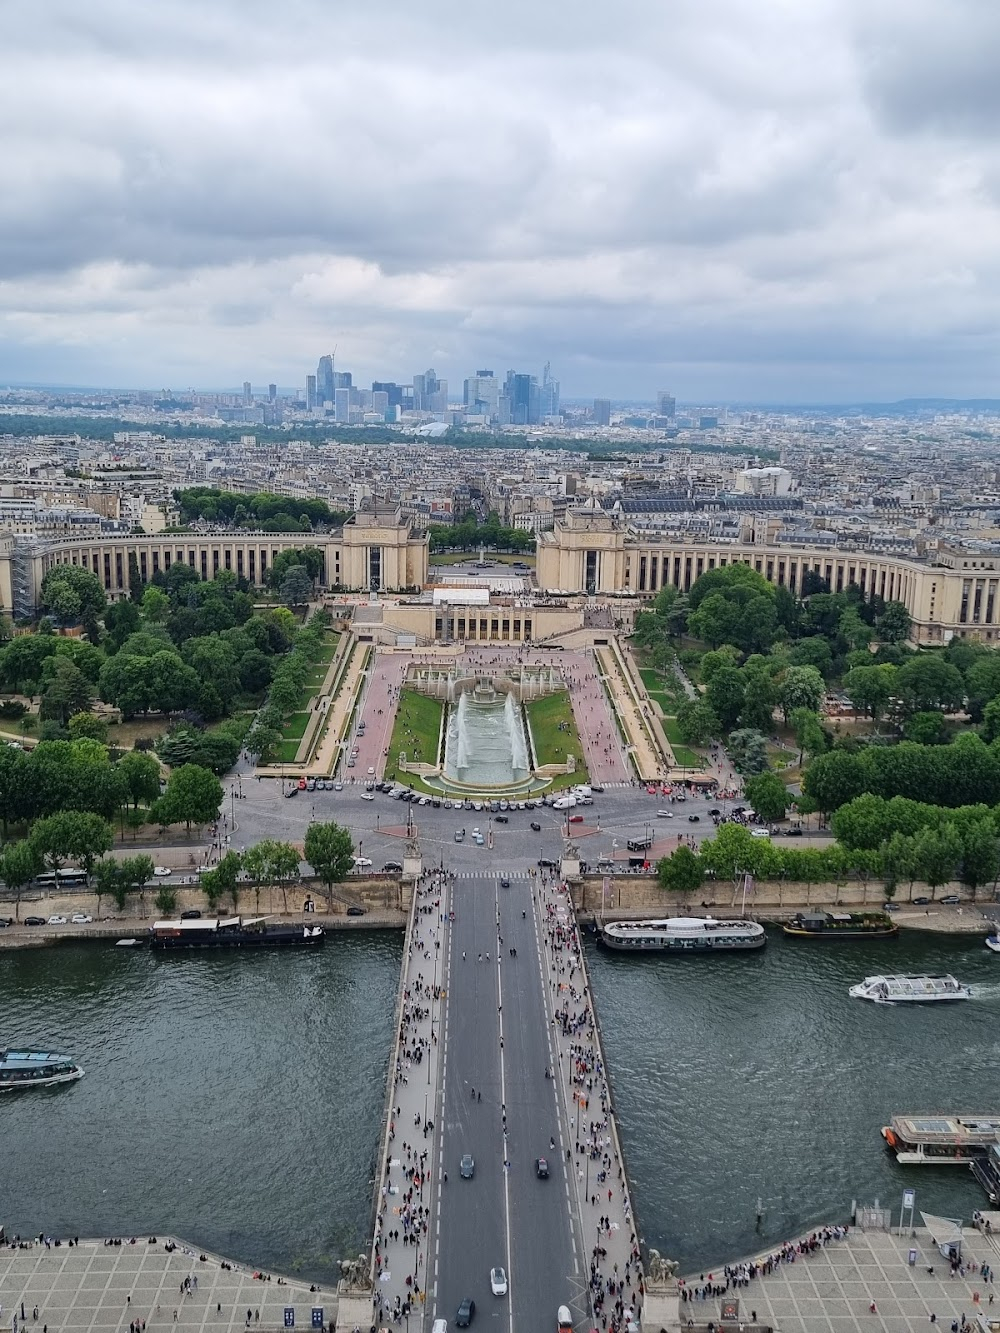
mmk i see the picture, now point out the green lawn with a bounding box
[275,739,302,763]
[384,689,444,783]
[525,691,586,774]
[661,716,702,770]
[281,711,311,741]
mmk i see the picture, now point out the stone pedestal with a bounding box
[643,1280,679,1330]
[334,1292,369,1333]
[561,855,581,880]
[403,854,422,882]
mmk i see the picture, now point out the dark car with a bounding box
[940,894,961,905]
[591,784,605,793]
[785,826,804,836]
[180,909,202,920]
[383,861,403,873]
[347,906,366,917]
[500,876,510,888]
[284,786,298,798]
[24,916,46,926]
[687,814,700,822]
[495,814,509,824]
[530,821,541,831]
[535,1157,549,1178]
[709,808,720,816]
[0,916,13,928]
[455,1299,476,1328]
[460,1153,475,1179]
[912,896,931,905]
[538,857,558,869]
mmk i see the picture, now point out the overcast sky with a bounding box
[2,0,998,403]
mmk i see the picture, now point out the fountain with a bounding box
[441,683,533,791]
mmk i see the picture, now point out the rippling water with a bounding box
[0,936,401,1281]
[5,926,1000,1284]
[586,927,1000,1272]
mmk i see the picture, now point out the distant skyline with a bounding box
[2,0,999,402]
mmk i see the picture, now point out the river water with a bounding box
[3,928,1000,1282]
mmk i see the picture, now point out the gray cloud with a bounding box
[1,0,999,399]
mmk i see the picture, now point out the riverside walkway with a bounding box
[344,860,644,1333]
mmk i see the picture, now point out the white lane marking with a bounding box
[495,879,514,1333]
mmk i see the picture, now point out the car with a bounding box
[750,828,770,839]
[454,830,465,842]
[785,826,804,836]
[591,784,605,793]
[709,808,720,816]
[346,906,366,917]
[530,821,541,831]
[368,766,376,775]
[883,902,900,912]
[383,861,403,873]
[0,916,13,928]
[490,1267,508,1297]
[24,916,46,926]
[284,786,298,798]
[306,778,316,791]
[500,876,510,888]
[538,857,558,869]
[180,909,202,920]
[460,1153,475,1179]
[568,813,584,824]
[911,896,931,905]
[495,814,508,824]
[298,778,307,790]
[473,833,484,845]
[687,814,700,822]
[432,1321,448,1333]
[71,913,93,924]
[535,1156,549,1178]
[455,1299,475,1328]
[334,781,344,791]
[347,759,356,768]
[657,809,674,818]
[153,865,172,877]
[646,786,657,795]
[47,915,67,925]
[940,894,961,905]
[354,856,373,869]
[315,779,327,790]
[361,792,375,801]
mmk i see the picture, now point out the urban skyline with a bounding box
[2,1,999,402]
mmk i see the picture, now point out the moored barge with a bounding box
[150,916,325,950]
[783,910,897,939]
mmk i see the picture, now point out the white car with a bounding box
[552,795,577,811]
[47,915,67,925]
[750,828,771,839]
[361,792,375,801]
[153,866,172,877]
[353,856,373,868]
[70,913,93,925]
[334,781,344,791]
[367,766,376,775]
[657,809,674,818]
[490,1267,508,1297]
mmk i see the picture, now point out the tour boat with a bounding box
[149,916,325,950]
[849,974,972,1004]
[986,936,1000,953]
[599,916,766,952]
[0,1048,84,1091]
[783,910,898,939]
[882,1114,1000,1165]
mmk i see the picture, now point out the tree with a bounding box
[39,566,107,623]
[903,711,949,745]
[706,666,745,732]
[121,853,155,916]
[30,811,113,876]
[801,749,866,816]
[68,711,110,743]
[882,831,916,899]
[896,655,965,716]
[743,772,789,824]
[205,850,242,912]
[39,658,93,725]
[675,698,720,746]
[727,728,769,775]
[95,857,125,914]
[1,838,42,920]
[913,823,963,900]
[779,666,825,722]
[266,840,302,913]
[117,750,163,808]
[844,664,899,726]
[154,763,223,833]
[959,819,1000,898]
[789,707,827,766]
[279,565,315,608]
[878,600,911,644]
[304,821,355,906]
[154,885,177,916]
[141,584,171,624]
[657,845,704,894]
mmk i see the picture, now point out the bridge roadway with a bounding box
[365,866,642,1333]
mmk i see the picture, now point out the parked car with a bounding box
[912,896,931,905]
[0,917,13,928]
[297,778,307,790]
[750,828,770,839]
[180,909,202,920]
[24,916,46,926]
[940,894,961,905]
[70,913,93,924]
[154,865,172,876]
[284,786,298,798]
[353,856,373,869]
[47,915,67,925]
[346,906,366,917]
[454,830,465,842]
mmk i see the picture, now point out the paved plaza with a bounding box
[680,1222,1000,1332]
[0,1239,330,1333]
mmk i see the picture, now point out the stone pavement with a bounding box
[679,1221,1000,1332]
[538,872,645,1331]
[595,647,664,783]
[0,1238,331,1333]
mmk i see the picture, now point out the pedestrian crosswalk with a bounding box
[452,869,534,879]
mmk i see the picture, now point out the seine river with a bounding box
[3,927,1000,1281]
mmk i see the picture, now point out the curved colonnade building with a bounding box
[0,501,997,647]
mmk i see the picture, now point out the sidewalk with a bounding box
[596,647,664,782]
[537,872,646,1332]
[368,869,449,1329]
